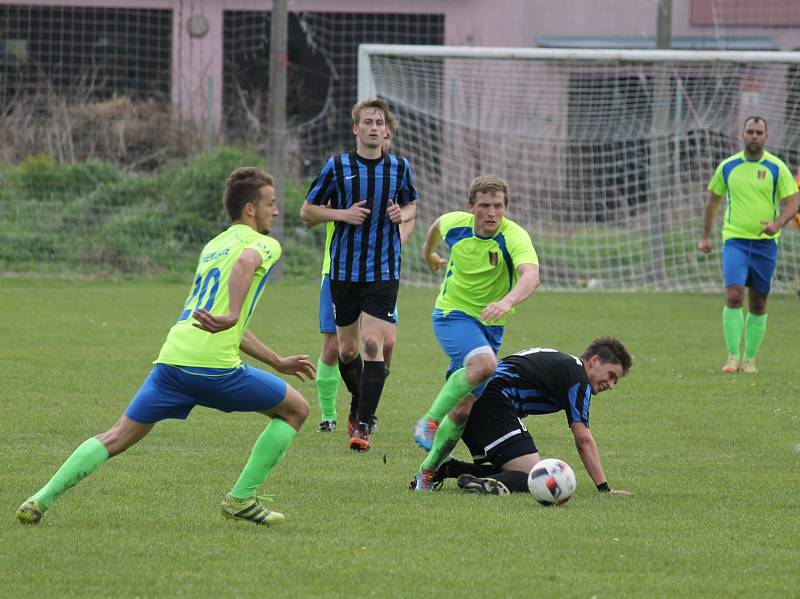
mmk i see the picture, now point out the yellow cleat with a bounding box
[16,498,45,524]
[220,494,285,526]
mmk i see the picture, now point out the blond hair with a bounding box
[468,175,509,207]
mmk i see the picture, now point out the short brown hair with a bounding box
[468,175,509,207]
[581,336,633,376]
[352,97,392,126]
[743,116,767,132]
[223,167,274,221]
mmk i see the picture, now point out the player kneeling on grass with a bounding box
[16,168,315,527]
[414,337,632,496]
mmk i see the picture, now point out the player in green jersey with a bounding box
[698,117,799,374]
[413,175,540,490]
[16,168,315,527]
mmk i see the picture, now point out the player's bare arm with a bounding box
[398,201,417,244]
[570,422,631,495]
[480,263,540,323]
[698,192,722,253]
[240,330,316,382]
[192,248,262,333]
[422,218,447,271]
[759,191,800,235]
[300,201,370,228]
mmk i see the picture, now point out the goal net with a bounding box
[359,45,800,291]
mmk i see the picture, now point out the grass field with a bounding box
[2,279,800,598]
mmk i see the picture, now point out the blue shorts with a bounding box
[319,274,398,333]
[319,275,337,333]
[125,363,287,424]
[722,238,778,294]
[432,309,504,396]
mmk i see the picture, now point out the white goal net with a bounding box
[359,45,800,292]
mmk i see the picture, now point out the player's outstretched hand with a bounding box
[341,200,370,225]
[480,298,513,323]
[192,309,238,333]
[759,219,780,236]
[696,238,711,253]
[276,355,316,381]
[425,252,447,272]
[387,200,403,224]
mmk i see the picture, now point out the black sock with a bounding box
[489,470,530,493]
[338,355,362,414]
[438,459,490,478]
[357,360,386,424]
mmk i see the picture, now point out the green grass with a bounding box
[2,280,800,597]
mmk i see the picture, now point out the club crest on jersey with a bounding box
[488,251,498,267]
[757,170,766,180]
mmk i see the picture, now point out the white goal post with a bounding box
[358,44,800,291]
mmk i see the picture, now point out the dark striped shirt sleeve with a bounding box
[566,382,591,426]
[306,158,336,206]
[395,157,418,206]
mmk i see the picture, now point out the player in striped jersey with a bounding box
[314,117,409,435]
[301,98,417,452]
[419,338,633,496]
[698,117,799,374]
[17,168,315,526]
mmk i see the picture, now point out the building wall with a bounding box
[4,0,799,129]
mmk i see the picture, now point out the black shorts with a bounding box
[462,378,538,469]
[329,279,399,327]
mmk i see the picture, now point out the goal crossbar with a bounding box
[358,44,800,99]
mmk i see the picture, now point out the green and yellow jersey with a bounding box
[321,221,334,276]
[155,224,281,368]
[708,151,799,241]
[435,211,538,326]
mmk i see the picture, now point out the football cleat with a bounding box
[722,355,740,373]
[220,494,284,526]
[457,474,510,496]
[740,360,758,374]
[317,420,336,433]
[413,469,437,492]
[413,417,439,451]
[369,415,378,435]
[347,413,358,437]
[16,498,46,524]
[349,423,370,452]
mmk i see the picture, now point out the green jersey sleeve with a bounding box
[777,161,800,201]
[505,221,539,266]
[708,161,726,196]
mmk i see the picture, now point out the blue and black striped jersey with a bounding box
[306,151,417,282]
[492,348,592,426]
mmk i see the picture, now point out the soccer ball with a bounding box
[527,458,576,506]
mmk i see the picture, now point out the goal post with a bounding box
[358,44,800,291]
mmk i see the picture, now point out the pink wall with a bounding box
[5,0,799,129]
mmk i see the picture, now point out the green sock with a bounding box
[743,312,768,362]
[722,306,744,358]
[230,418,297,500]
[423,368,472,422]
[420,416,465,472]
[32,437,109,509]
[315,358,341,422]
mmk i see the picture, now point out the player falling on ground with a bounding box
[698,116,799,374]
[417,338,633,496]
[315,119,413,435]
[16,168,315,527]
[413,175,539,490]
[301,98,417,453]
